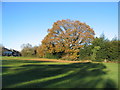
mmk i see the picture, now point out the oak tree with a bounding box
[38,19,95,60]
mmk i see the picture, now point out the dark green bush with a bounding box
[79,56,91,60]
[44,53,60,59]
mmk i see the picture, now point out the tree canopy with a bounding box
[79,34,119,62]
[38,19,95,60]
[21,43,38,57]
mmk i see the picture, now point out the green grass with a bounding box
[1,57,119,88]
[1,56,39,60]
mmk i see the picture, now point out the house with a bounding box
[2,47,21,56]
[2,51,13,56]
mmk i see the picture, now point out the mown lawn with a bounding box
[1,57,119,88]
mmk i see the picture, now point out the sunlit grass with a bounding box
[7,70,75,88]
[2,57,118,88]
[102,63,118,87]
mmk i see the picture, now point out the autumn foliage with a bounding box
[37,19,95,60]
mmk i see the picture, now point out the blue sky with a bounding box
[2,2,118,51]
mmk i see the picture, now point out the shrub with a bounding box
[44,53,60,59]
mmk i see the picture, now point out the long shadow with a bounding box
[2,61,117,88]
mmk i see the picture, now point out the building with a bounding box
[2,47,21,56]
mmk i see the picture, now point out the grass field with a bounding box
[1,57,119,88]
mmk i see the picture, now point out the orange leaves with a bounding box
[38,19,95,60]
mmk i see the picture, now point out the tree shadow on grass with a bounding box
[103,79,118,89]
[2,61,117,88]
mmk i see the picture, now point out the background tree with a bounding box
[91,35,110,60]
[107,37,119,61]
[91,46,100,61]
[79,34,120,62]
[79,44,92,60]
[0,44,3,56]
[21,43,37,57]
[38,19,95,60]
[91,35,119,61]
[37,45,47,58]
[33,46,39,57]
